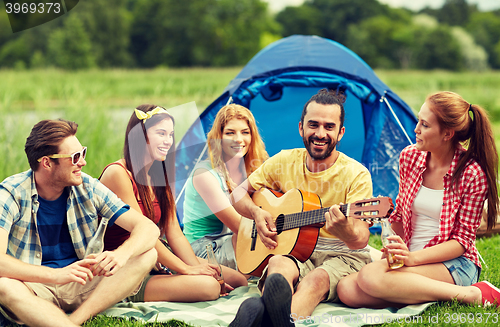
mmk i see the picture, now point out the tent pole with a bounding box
[175,96,234,205]
[175,142,208,205]
[381,92,413,145]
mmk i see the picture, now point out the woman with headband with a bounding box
[338,91,500,308]
[99,104,247,303]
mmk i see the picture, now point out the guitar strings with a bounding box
[282,209,326,230]
[280,203,383,231]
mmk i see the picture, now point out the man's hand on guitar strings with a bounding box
[325,204,357,240]
[253,207,278,250]
[325,203,371,249]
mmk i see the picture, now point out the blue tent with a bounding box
[175,35,417,226]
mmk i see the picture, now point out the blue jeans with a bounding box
[443,256,480,286]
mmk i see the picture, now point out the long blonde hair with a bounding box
[427,91,498,230]
[207,104,268,191]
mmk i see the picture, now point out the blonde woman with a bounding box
[183,104,268,270]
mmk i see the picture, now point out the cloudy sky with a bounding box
[263,0,500,13]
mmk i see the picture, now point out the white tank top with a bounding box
[408,185,444,252]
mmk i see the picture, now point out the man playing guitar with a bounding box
[229,88,373,327]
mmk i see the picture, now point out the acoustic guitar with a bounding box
[236,188,393,276]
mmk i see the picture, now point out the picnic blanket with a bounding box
[101,281,434,326]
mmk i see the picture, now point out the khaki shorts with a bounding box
[258,250,371,302]
[0,276,141,324]
[126,274,154,302]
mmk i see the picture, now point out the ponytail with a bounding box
[459,105,498,230]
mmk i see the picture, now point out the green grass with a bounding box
[1,68,500,326]
[0,67,240,112]
[375,70,500,116]
[0,67,240,179]
[376,70,500,155]
[82,317,193,327]
[2,68,500,180]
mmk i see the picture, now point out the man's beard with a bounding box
[303,134,337,161]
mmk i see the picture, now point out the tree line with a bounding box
[0,0,499,71]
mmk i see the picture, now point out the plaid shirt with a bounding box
[0,170,129,265]
[389,145,487,268]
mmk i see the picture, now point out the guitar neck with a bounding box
[281,204,349,231]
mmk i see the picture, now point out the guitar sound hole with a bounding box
[275,214,285,234]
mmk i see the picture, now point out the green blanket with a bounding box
[102,282,433,326]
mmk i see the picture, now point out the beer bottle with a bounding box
[381,219,404,269]
[206,243,226,295]
[84,218,109,257]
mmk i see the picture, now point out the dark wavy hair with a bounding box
[300,88,347,128]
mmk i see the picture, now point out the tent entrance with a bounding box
[250,85,367,161]
[231,71,378,162]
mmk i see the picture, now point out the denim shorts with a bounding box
[443,256,480,286]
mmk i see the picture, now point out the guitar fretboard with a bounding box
[276,204,349,232]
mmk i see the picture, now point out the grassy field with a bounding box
[2,68,500,181]
[0,67,242,180]
[1,68,500,326]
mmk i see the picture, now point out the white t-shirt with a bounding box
[408,185,444,252]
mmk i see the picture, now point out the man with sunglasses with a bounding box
[0,119,159,326]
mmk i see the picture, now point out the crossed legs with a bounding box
[143,274,221,302]
[230,255,330,327]
[69,247,157,325]
[0,248,156,327]
[0,277,79,327]
[230,252,370,326]
[337,259,482,308]
[264,255,329,318]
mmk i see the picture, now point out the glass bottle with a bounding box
[381,219,404,269]
[84,217,109,257]
[206,243,226,295]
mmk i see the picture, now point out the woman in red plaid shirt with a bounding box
[338,91,500,308]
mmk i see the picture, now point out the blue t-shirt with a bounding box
[37,187,124,268]
[37,188,78,268]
